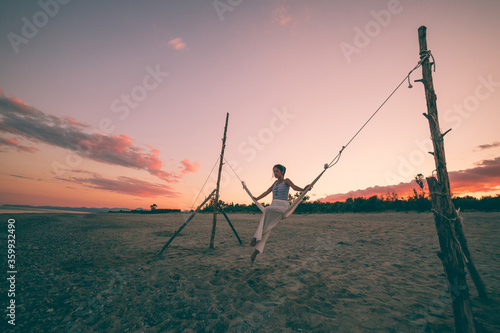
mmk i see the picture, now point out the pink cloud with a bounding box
[0,92,199,182]
[0,137,38,153]
[448,157,500,195]
[319,183,417,203]
[168,37,186,50]
[58,171,180,197]
[272,0,297,26]
[180,159,200,174]
[64,116,90,128]
[474,141,500,151]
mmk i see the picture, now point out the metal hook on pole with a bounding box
[407,73,413,88]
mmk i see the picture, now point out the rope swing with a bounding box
[227,52,432,217]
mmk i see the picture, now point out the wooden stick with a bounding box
[210,113,229,249]
[217,202,242,244]
[157,189,216,255]
[453,214,488,299]
[419,26,477,333]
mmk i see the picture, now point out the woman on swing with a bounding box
[250,164,309,263]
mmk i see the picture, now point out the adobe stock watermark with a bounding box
[213,0,244,22]
[339,0,404,64]
[51,64,169,177]
[108,65,170,122]
[237,106,296,162]
[7,0,72,54]
[384,73,499,185]
[442,74,499,129]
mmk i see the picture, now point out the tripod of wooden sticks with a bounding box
[157,113,242,255]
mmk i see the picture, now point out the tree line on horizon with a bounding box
[199,194,499,214]
[199,174,500,214]
[138,175,499,214]
[200,191,500,214]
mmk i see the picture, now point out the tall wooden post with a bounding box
[210,113,229,248]
[418,26,478,333]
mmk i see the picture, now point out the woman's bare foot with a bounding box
[250,238,257,247]
[251,249,259,263]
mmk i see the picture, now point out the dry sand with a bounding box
[1,211,499,332]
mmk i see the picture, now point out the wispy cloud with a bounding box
[10,174,42,181]
[0,92,198,182]
[271,0,311,27]
[58,171,180,197]
[180,159,200,174]
[319,156,500,202]
[319,183,417,203]
[64,116,90,128]
[449,157,500,195]
[168,37,187,50]
[273,0,296,26]
[0,137,38,153]
[474,141,500,151]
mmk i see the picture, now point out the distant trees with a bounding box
[288,192,310,205]
[201,200,261,214]
[408,173,431,212]
[196,174,499,214]
[109,203,179,214]
[199,195,499,214]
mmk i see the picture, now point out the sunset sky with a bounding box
[1,0,499,210]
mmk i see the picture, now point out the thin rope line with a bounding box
[189,156,220,211]
[431,208,468,263]
[327,58,426,169]
[223,157,243,183]
[429,191,452,197]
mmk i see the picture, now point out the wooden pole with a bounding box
[418,26,477,333]
[157,189,216,255]
[454,219,488,299]
[418,26,487,300]
[210,113,229,249]
[217,202,242,244]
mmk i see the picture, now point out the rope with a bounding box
[189,156,220,211]
[431,208,468,263]
[326,54,430,169]
[224,157,244,183]
[429,191,452,197]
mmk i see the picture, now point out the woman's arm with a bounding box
[285,178,310,192]
[254,184,274,201]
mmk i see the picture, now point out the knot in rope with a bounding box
[419,50,435,72]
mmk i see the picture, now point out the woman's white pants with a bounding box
[253,199,289,253]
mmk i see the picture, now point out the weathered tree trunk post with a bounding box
[418,26,478,333]
[210,113,229,248]
[417,26,487,300]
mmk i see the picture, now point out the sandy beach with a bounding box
[2,211,499,332]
